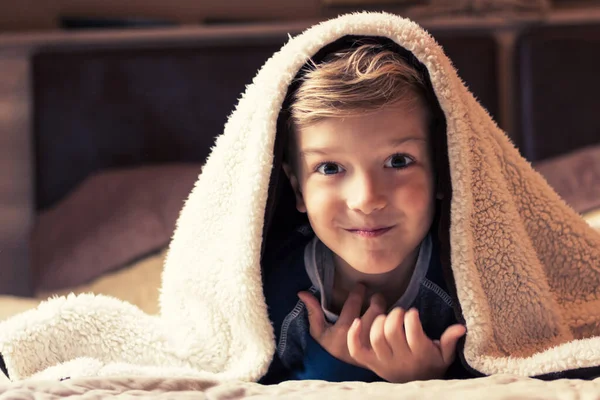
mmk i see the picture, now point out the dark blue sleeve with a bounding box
[290,335,381,382]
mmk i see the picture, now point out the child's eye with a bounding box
[316,162,345,175]
[385,154,414,169]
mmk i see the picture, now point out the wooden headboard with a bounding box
[0,23,300,295]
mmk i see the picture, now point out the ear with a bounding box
[282,163,307,213]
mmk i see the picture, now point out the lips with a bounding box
[346,226,393,238]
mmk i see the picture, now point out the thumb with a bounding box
[439,324,467,366]
[298,291,326,339]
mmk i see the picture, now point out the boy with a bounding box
[260,38,467,384]
[1,13,598,384]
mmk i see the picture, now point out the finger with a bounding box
[370,314,393,361]
[347,318,373,365]
[439,324,467,366]
[298,291,326,339]
[359,294,386,345]
[384,307,410,355]
[337,284,365,329]
[404,308,430,354]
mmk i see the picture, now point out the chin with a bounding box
[349,257,401,275]
[358,267,397,275]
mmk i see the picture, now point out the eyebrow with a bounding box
[299,136,428,157]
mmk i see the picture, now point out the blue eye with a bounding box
[385,154,414,169]
[316,162,345,175]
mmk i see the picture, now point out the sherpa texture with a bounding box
[1,12,599,382]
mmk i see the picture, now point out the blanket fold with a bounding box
[1,12,599,382]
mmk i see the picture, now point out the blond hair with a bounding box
[289,42,428,129]
[284,41,432,170]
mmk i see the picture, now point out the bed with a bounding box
[0,14,599,399]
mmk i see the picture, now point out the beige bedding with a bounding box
[585,208,600,231]
[0,249,165,321]
[1,374,600,399]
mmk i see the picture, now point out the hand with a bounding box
[298,285,386,366]
[347,307,467,383]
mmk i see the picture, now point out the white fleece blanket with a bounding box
[1,12,599,384]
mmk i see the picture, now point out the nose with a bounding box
[346,171,387,215]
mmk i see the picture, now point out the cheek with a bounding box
[302,182,342,217]
[394,175,435,216]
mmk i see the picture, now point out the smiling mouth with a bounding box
[346,227,393,238]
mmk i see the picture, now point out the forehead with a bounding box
[295,100,430,152]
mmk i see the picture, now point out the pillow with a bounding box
[534,144,600,215]
[37,248,167,315]
[32,164,201,291]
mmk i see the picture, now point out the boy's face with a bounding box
[284,100,436,275]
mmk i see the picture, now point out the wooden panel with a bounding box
[515,23,600,161]
[0,54,33,296]
[0,0,322,31]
